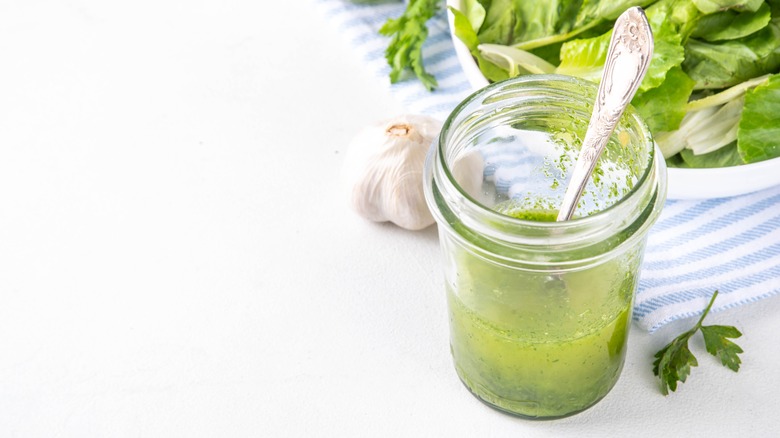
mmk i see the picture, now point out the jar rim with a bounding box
[438,74,655,231]
[425,73,667,263]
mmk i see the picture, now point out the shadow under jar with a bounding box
[423,75,666,419]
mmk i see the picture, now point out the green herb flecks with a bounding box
[652,290,744,395]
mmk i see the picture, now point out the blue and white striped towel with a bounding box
[317,0,780,331]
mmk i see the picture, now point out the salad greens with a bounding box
[738,73,780,162]
[380,0,780,168]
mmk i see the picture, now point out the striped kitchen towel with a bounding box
[316,0,780,332]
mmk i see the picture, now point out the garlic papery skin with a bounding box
[342,115,442,230]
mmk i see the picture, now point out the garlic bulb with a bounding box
[342,115,442,230]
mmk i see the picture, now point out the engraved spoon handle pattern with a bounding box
[557,7,654,222]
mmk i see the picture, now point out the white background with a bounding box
[1,1,779,436]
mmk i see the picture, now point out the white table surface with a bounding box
[1,1,779,436]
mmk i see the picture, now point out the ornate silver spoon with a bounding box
[557,7,654,221]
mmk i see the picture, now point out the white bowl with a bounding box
[445,0,780,199]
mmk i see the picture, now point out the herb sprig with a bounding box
[379,0,440,91]
[652,290,744,395]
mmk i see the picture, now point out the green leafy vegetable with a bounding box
[450,6,514,82]
[514,19,606,52]
[479,44,557,76]
[477,0,516,46]
[665,152,689,168]
[450,6,480,52]
[685,73,770,111]
[475,51,511,82]
[679,143,744,167]
[683,22,780,90]
[558,12,685,92]
[377,0,780,168]
[737,73,780,162]
[596,0,657,20]
[651,0,703,42]
[510,0,577,43]
[686,95,743,154]
[652,290,744,395]
[462,0,486,32]
[574,0,605,26]
[692,0,763,14]
[691,2,771,41]
[556,29,614,82]
[655,95,743,158]
[655,74,771,160]
[378,0,440,91]
[700,324,744,370]
[632,67,696,132]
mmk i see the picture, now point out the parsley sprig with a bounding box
[652,290,744,395]
[379,0,440,91]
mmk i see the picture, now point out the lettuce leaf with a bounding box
[684,22,780,89]
[686,95,744,154]
[692,0,764,14]
[667,143,745,169]
[510,0,583,43]
[632,67,696,132]
[557,11,685,92]
[556,29,612,81]
[476,0,515,44]
[450,6,480,51]
[558,0,589,33]
[574,0,658,26]
[478,44,557,75]
[665,153,690,168]
[596,0,658,20]
[737,73,780,162]
[463,0,487,33]
[574,0,605,27]
[680,143,745,167]
[691,2,771,41]
[450,6,510,82]
[511,0,563,43]
[476,53,511,82]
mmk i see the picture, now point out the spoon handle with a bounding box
[557,7,653,222]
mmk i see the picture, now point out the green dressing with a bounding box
[446,207,638,418]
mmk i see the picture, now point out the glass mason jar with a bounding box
[423,75,666,419]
